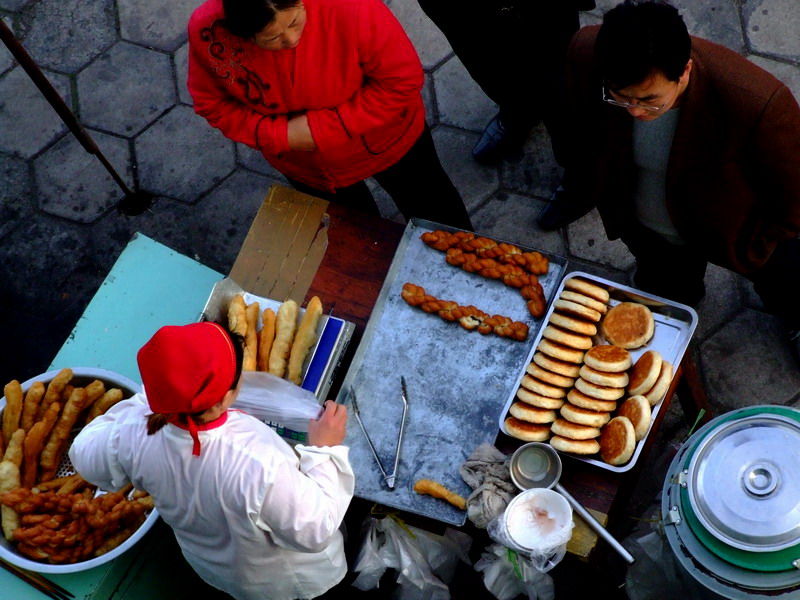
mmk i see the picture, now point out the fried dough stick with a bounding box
[37,368,72,422]
[39,388,88,481]
[20,381,45,433]
[257,308,276,372]
[2,380,23,444]
[413,478,467,510]
[22,403,61,489]
[268,300,298,378]
[287,296,323,385]
[243,301,260,371]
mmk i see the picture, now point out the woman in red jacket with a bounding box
[188,0,472,229]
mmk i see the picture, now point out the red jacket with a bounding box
[188,0,425,191]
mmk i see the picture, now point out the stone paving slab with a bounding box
[77,41,177,136]
[21,0,117,73]
[118,0,198,52]
[134,104,235,201]
[0,152,34,239]
[34,129,132,222]
[0,65,70,158]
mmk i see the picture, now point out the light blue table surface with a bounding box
[6,233,222,599]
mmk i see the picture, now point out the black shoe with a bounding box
[472,113,528,165]
[536,183,595,230]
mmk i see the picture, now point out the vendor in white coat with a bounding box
[69,321,354,600]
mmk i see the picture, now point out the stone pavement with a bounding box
[1,0,799,596]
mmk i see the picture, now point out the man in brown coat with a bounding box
[542,0,800,350]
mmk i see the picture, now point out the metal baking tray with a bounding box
[498,271,698,473]
[202,277,355,438]
[335,218,567,526]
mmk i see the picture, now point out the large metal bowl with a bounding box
[0,367,159,573]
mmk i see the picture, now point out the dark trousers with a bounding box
[288,126,473,231]
[620,223,800,330]
[417,0,584,163]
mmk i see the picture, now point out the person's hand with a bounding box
[307,400,347,447]
[287,115,316,151]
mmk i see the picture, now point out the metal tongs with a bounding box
[350,377,409,489]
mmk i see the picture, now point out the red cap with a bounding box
[138,323,236,454]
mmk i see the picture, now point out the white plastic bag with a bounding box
[352,516,472,600]
[232,371,322,432]
[474,543,555,600]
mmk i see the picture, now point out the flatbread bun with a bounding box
[547,311,598,336]
[509,402,558,424]
[560,402,611,428]
[505,417,551,442]
[601,302,655,349]
[541,325,593,350]
[526,362,575,389]
[550,418,601,440]
[516,387,565,410]
[533,352,582,378]
[583,345,632,372]
[644,360,674,406]
[617,395,651,440]
[537,338,586,364]
[564,277,610,303]
[553,299,602,323]
[574,377,625,401]
[579,364,629,388]
[567,389,619,412]
[560,290,608,314]
[550,435,600,455]
[599,416,636,465]
[521,374,567,399]
[628,350,663,396]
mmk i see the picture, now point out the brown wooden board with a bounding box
[229,184,329,304]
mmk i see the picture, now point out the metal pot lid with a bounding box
[686,413,800,552]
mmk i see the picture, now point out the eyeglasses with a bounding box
[601,85,671,112]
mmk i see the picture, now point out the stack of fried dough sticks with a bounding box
[0,369,154,564]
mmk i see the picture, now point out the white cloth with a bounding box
[69,393,355,600]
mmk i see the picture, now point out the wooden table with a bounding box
[1,187,697,599]
[301,196,690,562]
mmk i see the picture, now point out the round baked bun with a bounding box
[526,362,575,389]
[533,352,582,378]
[601,302,655,349]
[505,417,551,442]
[516,387,565,410]
[644,360,674,406]
[537,338,586,364]
[521,374,567,399]
[564,277,610,304]
[553,299,602,323]
[617,395,651,440]
[541,325,593,350]
[560,402,611,428]
[548,312,598,337]
[550,435,600,455]
[579,365,629,388]
[574,377,625,401]
[599,416,636,465]
[628,350,663,396]
[509,402,557,424]
[583,345,632,373]
[550,418,601,440]
[567,389,618,412]
[560,290,608,314]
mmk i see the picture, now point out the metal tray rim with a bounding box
[498,270,698,473]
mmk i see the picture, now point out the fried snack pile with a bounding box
[0,486,153,563]
[1,370,154,564]
[227,294,323,384]
[420,230,548,318]
[401,283,528,341]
